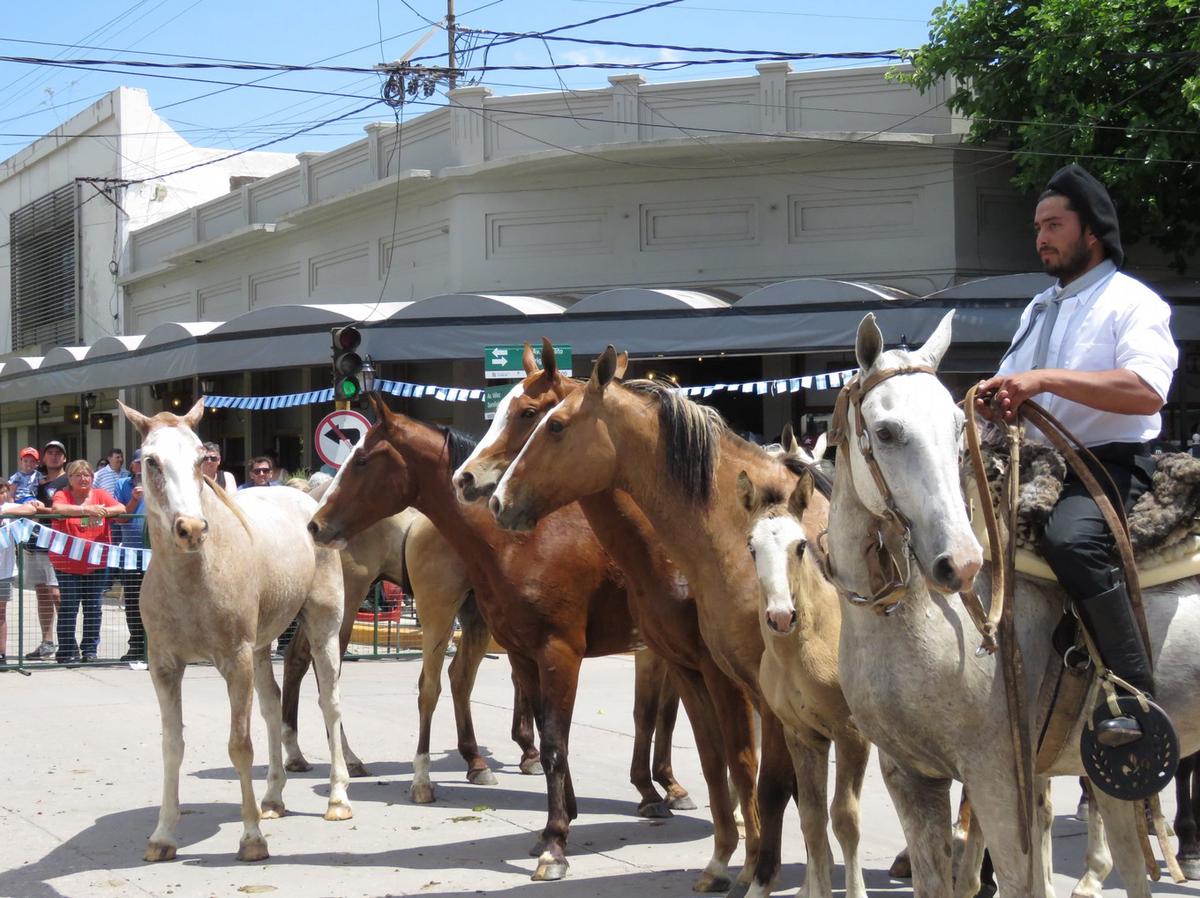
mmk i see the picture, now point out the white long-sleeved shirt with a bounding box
[996,268,1177,447]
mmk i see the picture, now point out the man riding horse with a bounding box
[976,163,1177,748]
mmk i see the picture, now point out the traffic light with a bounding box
[331,326,363,401]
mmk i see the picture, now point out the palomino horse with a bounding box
[307,397,686,881]
[452,340,760,892]
[827,311,1200,897]
[490,349,868,898]
[120,399,351,862]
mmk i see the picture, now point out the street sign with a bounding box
[483,384,513,421]
[484,344,572,379]
[314,409,370,468]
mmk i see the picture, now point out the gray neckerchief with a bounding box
[1003,259,1118,369]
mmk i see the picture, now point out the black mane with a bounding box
[436,424,479,471]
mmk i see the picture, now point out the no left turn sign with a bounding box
[315,409,370,468]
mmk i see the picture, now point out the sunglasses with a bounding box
[252,468,272,475]
[203,455,220,462]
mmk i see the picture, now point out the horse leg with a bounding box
[218,648,269,862]
[530,641,582,882]
[631,648,670,818]
[144,655,186,862]
[305,605,353,822]
[1089,787,1152,898]
[1076,775,1091,821]
[1070,779,1111,898]
[667,665,738,892]
[653,667,694,811]
[511,663,542,774]
[251,646,288,819]
[703,664,759,885]
[281,625,314,773]
[447,594,499,786]
[1176,754,1200,879]
[737,708,793,898]
[878,752,953,898]
[783,728,834,898]
[829,730,870,898]
[410,587,461,804]
[953,801,987,898]
[954,771,1051,898]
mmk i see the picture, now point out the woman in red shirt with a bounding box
[50,460,125,663]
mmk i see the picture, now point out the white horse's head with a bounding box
[739,467,820,637]
[843,310,982,594]
[118,398,210,551]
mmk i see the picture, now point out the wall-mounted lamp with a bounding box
[82,392,97,411]
[37,399,51,415]
[361,356,376,395]
[200,378,215,395]
[149,384,164,400]
[67,405,81,423]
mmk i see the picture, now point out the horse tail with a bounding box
[204,474,254,540]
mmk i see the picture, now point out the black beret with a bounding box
[1045,163,1123,267]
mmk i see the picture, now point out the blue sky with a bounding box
[0,0,942,158]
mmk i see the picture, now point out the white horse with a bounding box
[121,399,352,862]
[826,312,1200,897]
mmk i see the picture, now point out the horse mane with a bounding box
[782,456,834,499]
[435,424,479,472]
[623,378,729,505]
[203,474,254,540]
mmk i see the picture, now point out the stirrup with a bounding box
[1095,715,1143,748]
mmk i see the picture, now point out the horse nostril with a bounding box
[307,521,320,537]
[488,494,502,518]
[932,554,961,591]
[458,471,474,490]
[789,609,797,628]
[766,616,779,633]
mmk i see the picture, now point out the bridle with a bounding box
[820,364,939,613]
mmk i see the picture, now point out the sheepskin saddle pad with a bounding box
[971,445,1200,587]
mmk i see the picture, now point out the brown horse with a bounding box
[307,397,682,881]
[489,348,835,898]
[452,340,761,892]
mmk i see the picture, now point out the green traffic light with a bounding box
[338,376,361,399]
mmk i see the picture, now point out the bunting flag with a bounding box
[199,367,856,411]
[0,519,154,570]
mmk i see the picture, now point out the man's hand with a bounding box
[974,371,1046,423]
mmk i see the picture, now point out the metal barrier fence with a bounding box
[1,513,422,673]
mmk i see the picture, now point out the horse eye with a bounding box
[874,425,894,444]
[145,457,159,469]
[548,419,565,434]
[796,540,807,559]
[747,544,756,559]
[521,407,537,419]
[353,453,367,468]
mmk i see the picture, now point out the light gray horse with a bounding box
[122,399,352,862]
[826,311,1200,897]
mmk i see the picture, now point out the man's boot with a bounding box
[1074,581,1154,748]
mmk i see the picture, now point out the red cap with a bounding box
[19,447,38,461]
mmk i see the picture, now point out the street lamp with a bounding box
[80,392,96,458]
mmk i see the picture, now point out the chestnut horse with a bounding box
[490,348,866,898]
[452,340,760,892]
[307,397,683,881]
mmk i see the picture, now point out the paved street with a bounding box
[0,652,1192,898]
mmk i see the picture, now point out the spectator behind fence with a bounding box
[92,448,126,494]
[0,482,38,665]
[49,460,125,664]
[9,447,42,502]
[22,440,68,660]
[239,456,279,490]
[113,449,147,663]
[200,442,237,492]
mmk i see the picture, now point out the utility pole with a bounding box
[447,0,457,90]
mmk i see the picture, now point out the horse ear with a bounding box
[118,399,153,436]
[789,470,814,519]
[540,337,557,377]
[180,397,204,431]
[781,422,798,455]
[812,433,828,462]
[613,351,629,380]
[736,470,757,514]
[914,309,955,371]
[590,345,619,394]
[855,313,884,372]
[522,342,537,375]
[368,391,391,421]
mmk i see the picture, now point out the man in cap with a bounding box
[22,439,68,659]
[976,164,1177,746]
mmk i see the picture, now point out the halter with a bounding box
[821,364,938,612]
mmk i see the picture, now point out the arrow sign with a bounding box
[315,410,370,468]
[484,344,572,380]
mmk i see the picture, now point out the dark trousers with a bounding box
[57,571,105,659]
[1038,442,1153,599]
[117,568,146,652]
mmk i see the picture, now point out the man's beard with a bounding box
[1042,234,1092,281]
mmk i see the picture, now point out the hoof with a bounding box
[237,837,270,862]
[638,800,673,819]
[724,881,751,898]
[347,762,371,778]
[467,767,498,786]
[520,756,544,776]
[692,872,732,892]
[284,757,313,773]
[324,801,353,822]
[889,852,912,879]
[259,801,286,820]
[410,781,435,804]
[1179,857,1200,881]
[669,794,698,811]
[143,841,177,863]
[532,851,569,881]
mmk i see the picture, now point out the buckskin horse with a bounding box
[307,396,688,881]
[452,340,761,892]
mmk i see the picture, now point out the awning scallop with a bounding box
[736,278,917,308]
[566,288,728,315]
